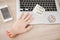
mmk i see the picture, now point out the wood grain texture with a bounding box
[0,0,60,40]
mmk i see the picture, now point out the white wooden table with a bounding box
[0,0,60,40]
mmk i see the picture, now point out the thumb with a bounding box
[25,25,32,32]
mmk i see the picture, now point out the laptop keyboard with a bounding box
[20,0,57,11]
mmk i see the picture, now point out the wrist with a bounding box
[6,28,18,38]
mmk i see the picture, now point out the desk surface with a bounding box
[0,0,60,40]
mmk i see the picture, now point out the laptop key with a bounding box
[20,0,57,11]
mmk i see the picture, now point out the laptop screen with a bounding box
[20,0,57,11]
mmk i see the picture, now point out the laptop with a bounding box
[16,0,60,24]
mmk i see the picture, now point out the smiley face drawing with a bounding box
[48,15,56,23]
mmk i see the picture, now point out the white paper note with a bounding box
[32,4,45,16]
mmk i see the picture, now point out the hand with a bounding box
[6,13,32,38]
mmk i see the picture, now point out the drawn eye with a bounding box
[48,15,56,23]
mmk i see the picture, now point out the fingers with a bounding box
[19,13,24,19]
[21,13,29,20]
[19,12,32,21]
[26,17,33,23]
[24,13,32,22]
[19,12,32,23]
[25,25,32,32]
